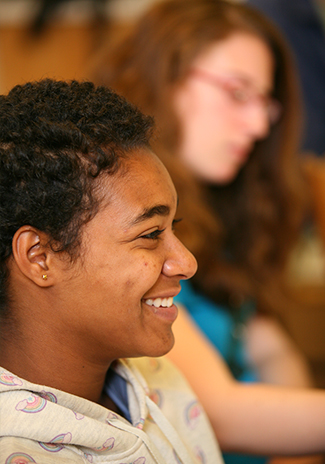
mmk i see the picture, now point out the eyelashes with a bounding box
[141,228,165,240]
[140,218,183,241]
[172,218,183,229]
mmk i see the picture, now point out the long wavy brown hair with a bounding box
[90,0,307,314]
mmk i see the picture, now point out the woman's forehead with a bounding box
[191,33,274,95]
[99,149,177,219]
[195,33,273,75]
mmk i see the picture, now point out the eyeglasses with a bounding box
[190,68,282,125]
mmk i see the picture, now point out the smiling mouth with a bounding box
[144,297,174,309]
[144,297,177,322]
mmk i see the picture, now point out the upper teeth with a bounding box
[145,297,174,308]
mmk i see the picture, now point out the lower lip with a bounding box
[144,302,178,322]
[230,146,249,162]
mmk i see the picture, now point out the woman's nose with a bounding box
[162,237,198,280]
[246,103,271,139]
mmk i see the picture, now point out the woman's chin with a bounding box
[203,167,241,185]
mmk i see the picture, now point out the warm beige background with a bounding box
[0,0,157,93]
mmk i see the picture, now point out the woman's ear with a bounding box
[11,226,53,287]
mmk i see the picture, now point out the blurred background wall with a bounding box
[0,0,158,93]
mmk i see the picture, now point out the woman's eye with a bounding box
[141,228,165,240]
[230,87,249,103]
[139,219,182,241]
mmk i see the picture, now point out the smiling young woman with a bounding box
[0,78,223,464]
[39,150,197,369]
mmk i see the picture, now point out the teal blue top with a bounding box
[175,279,268,464]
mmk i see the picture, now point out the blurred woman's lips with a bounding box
[229,144,251,162]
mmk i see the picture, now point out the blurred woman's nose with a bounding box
[245,103,271,139]
[162,236,198,280]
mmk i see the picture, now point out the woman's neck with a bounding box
[0,323,113,405]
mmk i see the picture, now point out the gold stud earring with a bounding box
[42,274,48,281]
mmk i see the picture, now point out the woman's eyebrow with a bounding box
[130,204,171,226]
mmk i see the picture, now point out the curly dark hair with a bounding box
[0,78,154,312]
